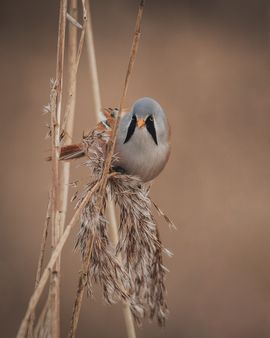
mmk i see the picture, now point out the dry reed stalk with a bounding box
[33,297,50,338]
[17,1,87,336]
[18,0,172,337]
[45,0,86,333]
[61,0,78,147]
[27,193,51,337]
[67,2,104,333]
[50,1,87,336]
[16,180,102,338]
[35,195,52,285]
[84,1,137,337]
[68,1,145,337]
[45,1,79,336]
[85,0,101,120]
[49,0,67,336]
[68,160,113,337]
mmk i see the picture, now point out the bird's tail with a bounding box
[46,107,119,162]
[46,143,85,161]
[59,143,85,160]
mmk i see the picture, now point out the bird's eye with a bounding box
[132,114,137,120]
[148,115,153,122]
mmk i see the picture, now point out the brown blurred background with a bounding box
[1,0,270,337]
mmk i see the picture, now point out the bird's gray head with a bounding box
[132,97,163,119]
[123,97,169,145]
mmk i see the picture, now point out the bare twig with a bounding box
[68,1,145,337]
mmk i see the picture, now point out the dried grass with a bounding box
[68,1,145,336]
[16,1,175,337]
[72,128,171,326]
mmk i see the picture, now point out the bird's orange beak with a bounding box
[137,118,145,128]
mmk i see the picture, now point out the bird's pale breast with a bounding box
[115,126,170,182]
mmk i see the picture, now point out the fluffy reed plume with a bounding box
[72,113,171,326]
[111,177,169,325]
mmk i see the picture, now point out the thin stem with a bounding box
[61,0,78,145]
[49,0,68,337]
[31,1,81,336]
[123,304,137,338]
[68,1,145,337]
[35,195,52,288]
[85,0,102,121]
[27,193,51,337]
[57,0,79,268]
[85,1,138,337]
[33,297,50,338]
[16,181,101,338]
[119,0,145,115]
[68,235,94,338]
[101,0,145,182]
[62,0,86,135]
[17,1,145,337]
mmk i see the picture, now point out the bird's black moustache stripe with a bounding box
[146,115,158,145]
[123,114,158,145]
[123,114,136,144]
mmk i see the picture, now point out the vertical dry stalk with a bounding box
[50,0,87,335]
[17,1,146,337]
[57,0,79,281]
[68,234,94,338]
[61,0,78,141]
[102,0,145,172]
[85,1,136,337]
[49,0,68,337]
[68,155,114,338]
[67,1,108,333]
[68,1,145,337]
[16,180,101,338]
[17,0,84,336]
[27,194,51,337]
[33,297,50,338]
[119,0,145,117]
[30,1,82,335]
[85,0,101,120]
[35,196,52,288]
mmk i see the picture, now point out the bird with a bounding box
[59,97,171,182]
